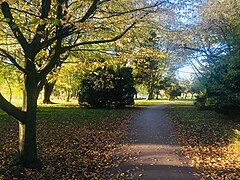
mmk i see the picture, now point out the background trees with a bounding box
[0,0,166,168]
[185,0,240,114]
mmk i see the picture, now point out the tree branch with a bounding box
[0,93,26,124]
[38,1,64,79]
[0,48,27,73]
[0,2,29,52]
[70,48,120,56]
[63,22,136,51]
[183,45,219,59]
[78,0,99,23]
[31,0,51,55]
[10,7,40,18]
[95,1,167,19]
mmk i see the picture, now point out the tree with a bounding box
[0,61,22,102]
[42,54,68,104]
[162,76,183,99]
[0,0,166,168]
[55,57,84,101]
[184,0,240,114]
[130,30,170,100]
[78,65,136,108]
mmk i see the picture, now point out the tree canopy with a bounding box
[184,0,240,114]
[0,0,183,168]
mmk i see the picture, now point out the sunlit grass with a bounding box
[165,103,240,151]
[233,130,240,154]
[134,99,169,106]
[0,99,138,179]
[134,99,194,107]
[0,99,136,127]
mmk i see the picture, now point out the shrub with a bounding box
[78,66,136,108]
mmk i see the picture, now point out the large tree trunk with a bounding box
[147,89,154,100]
[156,91,159,100]
[17,78,42,168]
[42,81,56,104]
[65,87,71,102]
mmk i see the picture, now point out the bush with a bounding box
[194,53,240,116]
[78,66,136,108]
[165,85,183,100]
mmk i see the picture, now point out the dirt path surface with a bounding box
[117,104,199,179]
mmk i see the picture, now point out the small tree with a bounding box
[78,65,136,108]
[165,85,183,99]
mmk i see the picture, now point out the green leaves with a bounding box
[78,65,136,108]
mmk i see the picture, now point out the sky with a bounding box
[176,65,195,80]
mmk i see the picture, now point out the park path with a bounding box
[116,104,199,179]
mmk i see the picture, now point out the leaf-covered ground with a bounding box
[0,105,138,179]
[165,103,240,179]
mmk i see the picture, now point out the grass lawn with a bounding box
[134,98,194,107]
[0,102,138,179]
[165,103,240,179]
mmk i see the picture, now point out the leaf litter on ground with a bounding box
[165,103,240,179]
[0,106,139,179]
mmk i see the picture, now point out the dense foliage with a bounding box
[185,0,240,115]
[0,0,167,168]
[78,66,136,108]
[195,50,240,114]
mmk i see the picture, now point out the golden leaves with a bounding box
[0,107,135,179]
[0,0,15,4]
[165,104,240,179]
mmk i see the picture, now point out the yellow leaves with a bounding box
[0,0,15,4]
[189,144,240,178]
[165,104,240,179]
[0,107,136,178]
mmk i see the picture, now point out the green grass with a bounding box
[134,99,169,106]
[37,106,134,126]
[134,99,194,107]
[0,100,135,128]
[233,130,240,153]
[165,103,240,150]
[0,100,139,179]
[0,101,136,134]
[165,103,240,178]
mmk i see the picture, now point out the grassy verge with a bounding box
[0,103,138,179]
[134,99,169,106]
[165,103,240,179]
[134,99,194,107]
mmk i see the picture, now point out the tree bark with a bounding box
[156,91,159,100]
[65,87,71,102]
[147,89,154,100]
[42,81,56,104]
[17,77,42,168]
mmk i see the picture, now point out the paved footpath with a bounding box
[117,104,200,179]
